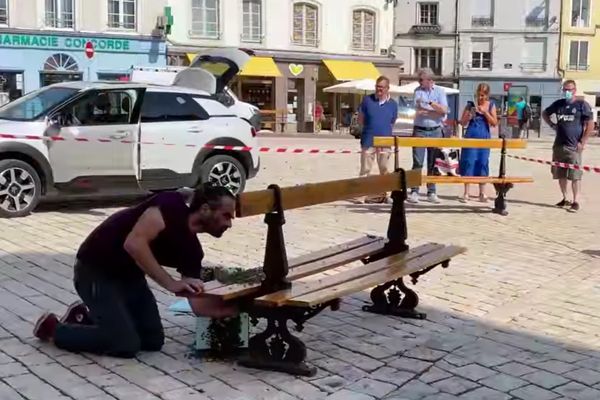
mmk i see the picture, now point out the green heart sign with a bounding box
[289,63,304,76]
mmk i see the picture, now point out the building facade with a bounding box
[559,0,600,122]
[393,0,459,87]
[0,0,167,102]
[456,0,562,128]
[166,0,401,132]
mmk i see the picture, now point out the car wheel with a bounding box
[199,155,246,195]
[0,159,42,218]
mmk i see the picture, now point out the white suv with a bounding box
[0,49,260,218]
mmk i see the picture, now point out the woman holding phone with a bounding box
[459,83,498,202]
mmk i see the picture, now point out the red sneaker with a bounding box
[33,312,58,342]
[60,301,92,325]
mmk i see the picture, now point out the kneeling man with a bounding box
[33,185,237,358]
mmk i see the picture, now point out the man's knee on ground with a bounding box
[141,332,165,352]
[105,332,142,358]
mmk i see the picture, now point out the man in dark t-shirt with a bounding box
[33,185,236,358]
[542,79,594,212]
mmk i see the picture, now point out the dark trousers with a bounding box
[54,261,164,358]
[411,126,443,194]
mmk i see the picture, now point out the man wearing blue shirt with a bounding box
[542,80,594,213]
[358,75,399,203]
[408,68,449,204]
[515,97,528,138]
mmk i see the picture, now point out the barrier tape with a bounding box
[0,133,362,154]
[508,154,600,174]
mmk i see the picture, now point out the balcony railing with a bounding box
[410,24,442,34]
[520,63,547,71]
[471,16,494,27]
[466,62,492,70]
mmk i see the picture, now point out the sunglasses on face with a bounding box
[376,85,389,89]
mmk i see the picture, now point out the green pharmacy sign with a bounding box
[0,33,132,52]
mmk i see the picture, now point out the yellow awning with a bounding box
[323,59,381,81]
[239,56,282,77]
[185,54,281,77]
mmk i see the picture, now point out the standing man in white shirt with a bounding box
[408,68,449,204]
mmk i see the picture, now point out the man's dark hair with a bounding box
[376,75,390,85]
[189,183,235,212]
[563,79,577,88]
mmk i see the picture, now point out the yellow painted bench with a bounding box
[373,136,534,216]
[202,170,466,376]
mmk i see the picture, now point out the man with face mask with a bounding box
[542,80,594,212]
[33,184,237,358]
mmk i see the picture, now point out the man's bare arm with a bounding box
[124,207,198,294]
[542,110,555,129]
[581,119,595,148]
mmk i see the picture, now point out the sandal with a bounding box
[479,195,489,203]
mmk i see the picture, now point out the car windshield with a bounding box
[0,86,79,121]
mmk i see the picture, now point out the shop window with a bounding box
[141,92,209,123]
[571,0,590,27]
[0,0,7,25]
[292,2,318,47]
[46,0,74,29]
[352,9,375,51]
[568,40,589,70]
[242,0,262,43]
[107,0,136,30]
[191,0,220,39]
[44,53,79,72]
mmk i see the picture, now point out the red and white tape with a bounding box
[0,133,360,154]
[508,154,600,174]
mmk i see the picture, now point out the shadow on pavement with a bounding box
[6,249,600,399]
[35,193,150,216]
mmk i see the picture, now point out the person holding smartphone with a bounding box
[33,184,237,358]
[459,83,498,202]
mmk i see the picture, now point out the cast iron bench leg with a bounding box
[239,300,340,376]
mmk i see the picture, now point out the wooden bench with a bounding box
[201,169,466,376]
[373,137,534,216]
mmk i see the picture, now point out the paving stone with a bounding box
[534,360,579,374]
[311,376,349,394]
[419,366,453,384]
[495,362,539,377]
[403,347,448,362]
[458,387,510,399]
[346,377,397,398]
[161,388,211,400]
[565,368,600,386]
[479,373,528,392]
[521,370,570,389]
[388,358,433,374]
[431,377,479,395]
[553,381,600,400]
[453,364,497,381]
[0,381,25,400]
[325,389,374,400]
[389,380,439,399]
[510,384,560,400]
[368,367,415,386]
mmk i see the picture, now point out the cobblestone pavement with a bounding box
[1,135,600,399]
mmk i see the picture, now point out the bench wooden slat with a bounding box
[204,238,387,301]
[424,176,534,184]
[284,245,467,307]
[236,170,422,218]
[373,137,528,149]
[254,243,445,307]
[286,235,384,267]
[202,235,384,292]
